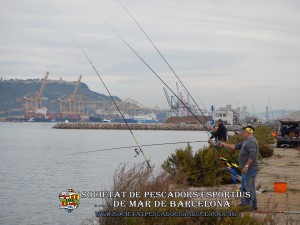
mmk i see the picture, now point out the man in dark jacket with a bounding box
[210,119,227,141]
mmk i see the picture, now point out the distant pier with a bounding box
[52,123,206,131]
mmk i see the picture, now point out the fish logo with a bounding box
[59,189,80,213]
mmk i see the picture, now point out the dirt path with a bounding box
[257,146,300,210]
[254,146,300,224]
[188,146,300,224]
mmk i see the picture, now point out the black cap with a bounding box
[242,125,255,134]
[218,119,223,122]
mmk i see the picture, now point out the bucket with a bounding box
[274,182,287,193]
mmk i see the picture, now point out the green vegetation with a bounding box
[253,125,275,158]
[97,125,276,225]
[98,163,276,225]
[162,145,221,187]
[161,125,275,187]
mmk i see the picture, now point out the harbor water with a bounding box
[0,123,208,225]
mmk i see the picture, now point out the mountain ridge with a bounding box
[0,78,120,116]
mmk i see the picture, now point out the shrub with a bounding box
[254,125,275,145]
[162,145,222,187]
[254,126,274,158]
[193,147,221,186]
[259,143,274,158]
[98,163,276,225]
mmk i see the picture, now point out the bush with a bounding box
[254,125,275,145]
[162,145,222,187]
[254,126,274,158]
[259,143,274,158]
[98,163,276,225]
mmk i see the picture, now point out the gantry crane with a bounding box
[163,82,199,117]
[24,72,49,117]
[163,87,179,110]
[59,75,84,117]
[103,98,153,117]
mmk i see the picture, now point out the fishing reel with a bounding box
[134,148,141,157]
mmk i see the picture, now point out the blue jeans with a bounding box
[241,169,257,208]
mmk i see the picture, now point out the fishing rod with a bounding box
[79,48,151,169]
[118,0,211,125]
[116,2,242,164]
[107,23,239,165]
[72,140,208,155]
[107,24,212,138]
[220,147,239,165]
[210,139,239,165]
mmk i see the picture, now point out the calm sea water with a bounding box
[0,123,208,225]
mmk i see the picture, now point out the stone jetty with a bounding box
[52,123,206,131]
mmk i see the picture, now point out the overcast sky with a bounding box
[1,0,300,113]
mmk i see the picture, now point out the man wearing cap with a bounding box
[219,125,259,211]
[210,119,227,141]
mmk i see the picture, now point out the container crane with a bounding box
[163,87,179,110]
[59,75,84,117]
[24,72,49,117]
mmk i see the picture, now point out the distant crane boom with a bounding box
[24,72,49,118]
[163,87,171,107]
[59,75,84,117]
[36,71,49,108]
[70,75,82,103]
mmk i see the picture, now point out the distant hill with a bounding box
[255,109,297,121]
[280,110,300,121]
[0,79,120,116]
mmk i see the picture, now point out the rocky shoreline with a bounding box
[52,123,206,131]
[53,122,240,131]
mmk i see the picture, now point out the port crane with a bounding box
[99,98,153,118]
[163,87,179,110]
[163,82,202,117]
[59,75,84,117]
[24,72,49,117]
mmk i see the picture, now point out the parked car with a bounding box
[276,121,300,148]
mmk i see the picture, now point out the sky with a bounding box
[1,0,300,113]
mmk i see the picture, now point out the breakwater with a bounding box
[53,123,206,131]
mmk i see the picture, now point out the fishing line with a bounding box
[78,47,151,169]
[118,0,211,125]
[106,4,239,164]
[71,140,208,155]
[116,1,243,166]
[106,23,212,138]
[106,24,239,165]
